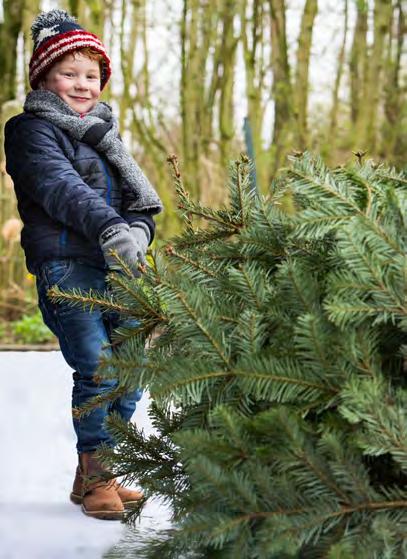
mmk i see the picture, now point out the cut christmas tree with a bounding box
[50,153,407,558]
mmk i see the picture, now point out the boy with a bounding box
[4,10,163,520]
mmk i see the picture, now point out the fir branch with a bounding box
[288,167,363,216]
[240,266,264,311]
[72,383,132,418]
[167,154,194,233]
[294,313,339,384]
[361,214,405,257]
[277,420,351,505]
[257,195,289,233]
[108,249,145,278]
[165,245,218,279]
[229,156,253,228]
[160,281,231,368]
[376,173,407,186]
[176,205,241,230]
[235,310,268,355]
[227,264,270,311]
[339,379,407,472]
[282,260,320,315]
[47,286,132,315]
[97,355,149,375]
[150,360,337,404]
[108,273,167,322]
[186,499,407,523]
[235,159,244,224]
[173,228,238,249]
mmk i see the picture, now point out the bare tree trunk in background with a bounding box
[240,0,268,192]
[218,0,238,168]
[381,0,406,164]
[68,0,105,38]
[268,0,293,174]
[181,0,231,200]
[0,0,25,105]
[117,0,175,234]
[294,0,318,150]
[22,0,41,92]
[136,1,176,234]
[181,0,204,199]
[328,0,348,160]
[349,0,368,144]
[364,0,393,153]
[68,0,79,16]
[119,0,139,132]
[201,5,223,154]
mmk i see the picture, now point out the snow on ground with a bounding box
[0,351,171,559]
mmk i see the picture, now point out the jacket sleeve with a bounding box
[121,184,156,244]
[5,117,125,241]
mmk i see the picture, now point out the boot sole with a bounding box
[81,503,124,521]
[70,491,141,509]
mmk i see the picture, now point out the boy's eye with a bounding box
[63,72,75,77]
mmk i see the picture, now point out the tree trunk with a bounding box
[22,0,41,92]
[181,0,203,199]
[118,0,175,235]
[68,0,105,38]
[219,0,238,168]
[240,0,268,192]
[181,0,229,200]
[201,3,221,154]
[349,0,368,138]
[294,0,318,150]
[0,0,25,105]
[328,0,348,160]
[268,0,293,174]
[364,0,393,153]
[381,0,405,163]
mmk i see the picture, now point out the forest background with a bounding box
[0,0,405,342]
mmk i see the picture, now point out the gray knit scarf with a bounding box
[24,90,163,214]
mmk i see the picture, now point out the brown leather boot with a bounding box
[70,458,144,511]
[76,452,125,520]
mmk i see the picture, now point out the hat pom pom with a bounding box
[31,9,77,45]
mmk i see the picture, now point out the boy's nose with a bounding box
[74,77,88,90]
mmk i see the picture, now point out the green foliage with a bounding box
[11,310,54,344]
[54,153,407,557]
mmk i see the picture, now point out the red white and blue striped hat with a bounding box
[29,10,111,90]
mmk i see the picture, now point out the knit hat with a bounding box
[29,9,111,90]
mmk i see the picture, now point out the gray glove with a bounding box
[129,223,150,259]
[99,222,146,272]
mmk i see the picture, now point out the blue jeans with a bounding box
[35,258,142,453]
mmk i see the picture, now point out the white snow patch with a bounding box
[0,351,171,559]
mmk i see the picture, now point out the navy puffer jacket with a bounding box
[4,112,155,273]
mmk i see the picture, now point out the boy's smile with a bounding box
[39,53,101,114]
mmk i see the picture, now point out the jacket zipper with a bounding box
[59,228,68,247]
[99,157,112,205]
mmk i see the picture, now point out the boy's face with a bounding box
[39,53,101,114]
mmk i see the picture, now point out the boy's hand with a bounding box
[129,224,149,257]
[99,223,146,273]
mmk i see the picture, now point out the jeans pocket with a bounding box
[41,259,74,289]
